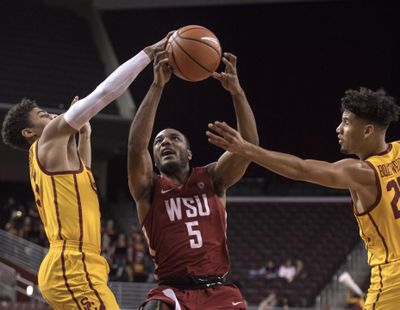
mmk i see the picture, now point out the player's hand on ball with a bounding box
[153,51,172,87]
[212,53,242,96]
[146,31,175,59]
[206,121,245,154]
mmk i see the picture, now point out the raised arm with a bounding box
[206,122,375,191]
[208,53,259,190]
[37,36,169,169]
[127,51,171,223]
[68,96,92,168]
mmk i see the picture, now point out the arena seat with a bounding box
[226,201,359,306]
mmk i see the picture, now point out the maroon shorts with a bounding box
[140,283,246,309]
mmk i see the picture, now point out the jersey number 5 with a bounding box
[386,178,400,219]
[185,221,203,248]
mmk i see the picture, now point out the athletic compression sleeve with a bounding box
[64,50,151,130]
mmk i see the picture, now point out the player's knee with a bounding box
[142,300,173,310]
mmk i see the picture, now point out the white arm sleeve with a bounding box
[64,50,151,130]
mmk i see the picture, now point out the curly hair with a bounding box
[1,98,38,151]
[341,87,400,128]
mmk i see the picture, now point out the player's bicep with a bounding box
[210,151,250,190]
[300,159,367,190]
[127,150,154,201]
[41,115,77,142]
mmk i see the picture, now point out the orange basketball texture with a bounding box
[167,25,222,82]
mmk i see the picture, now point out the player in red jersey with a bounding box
[127,50,258,309]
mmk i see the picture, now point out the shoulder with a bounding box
[204,162,217,176]
[204,162,225,196]
[345,159,376,188]
[188,166,213,184]
[204,162,219,184]
[40,115,76,144]
[329,158,375,190]
[333,158,362,167]
[333,158,372,173]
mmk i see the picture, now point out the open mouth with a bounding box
[161,149,175,158]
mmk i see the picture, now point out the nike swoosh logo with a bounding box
[161,188,176,194]
[232,301,243,306]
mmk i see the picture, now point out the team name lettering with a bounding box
[377,158,400,177]
[165,194,211,221]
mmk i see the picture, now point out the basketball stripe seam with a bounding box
[170,45,193,81]
[176,36,221,57]
[174,39,214,74]
[73,174,106,309]
[178,26,209,36]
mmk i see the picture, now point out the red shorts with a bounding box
[140,283,246,310]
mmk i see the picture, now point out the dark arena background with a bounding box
[0,0,399,309]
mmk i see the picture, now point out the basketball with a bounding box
[166,25,222,82]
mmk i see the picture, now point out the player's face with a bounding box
[153,129,192,175]
[25,107,53,138]
[336,111,367,155]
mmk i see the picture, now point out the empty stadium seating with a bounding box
[226,201,359,306]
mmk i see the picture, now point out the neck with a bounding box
[161,166,191,186]
[358,139,388,160]
[27,136,38,146]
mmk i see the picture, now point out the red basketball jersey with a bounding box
[142,167,230,280]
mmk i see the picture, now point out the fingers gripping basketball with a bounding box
[166,25,222,82]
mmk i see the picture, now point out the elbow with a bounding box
[128,142,140,155]
[288,161,308,181]
[128,140,147,156]
[253,134,260,146]
[96,83,122,104]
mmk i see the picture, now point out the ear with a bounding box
[21,128,36,138]
[187,149,192,161]
[364,124,374,138]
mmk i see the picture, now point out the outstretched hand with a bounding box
[145,31,175,59]
[206,121,246,154]
[212,53,242,95]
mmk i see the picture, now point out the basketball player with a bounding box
[1,34,169,309]
[127,50,258,309]
[206,87,400,309]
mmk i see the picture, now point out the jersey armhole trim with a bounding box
[355,160,382,216]
[35,140,84,176]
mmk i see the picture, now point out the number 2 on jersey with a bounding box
[185,221,203,248]
[387,178,400,219]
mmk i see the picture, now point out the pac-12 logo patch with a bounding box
[197,182,205,190]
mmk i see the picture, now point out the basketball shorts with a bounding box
[364,260,400,310]
[140,283,246,310]
[38,240,119,310]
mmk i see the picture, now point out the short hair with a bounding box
[153,129,191,149]
[341,87,400,128]
[1,98,38,151]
